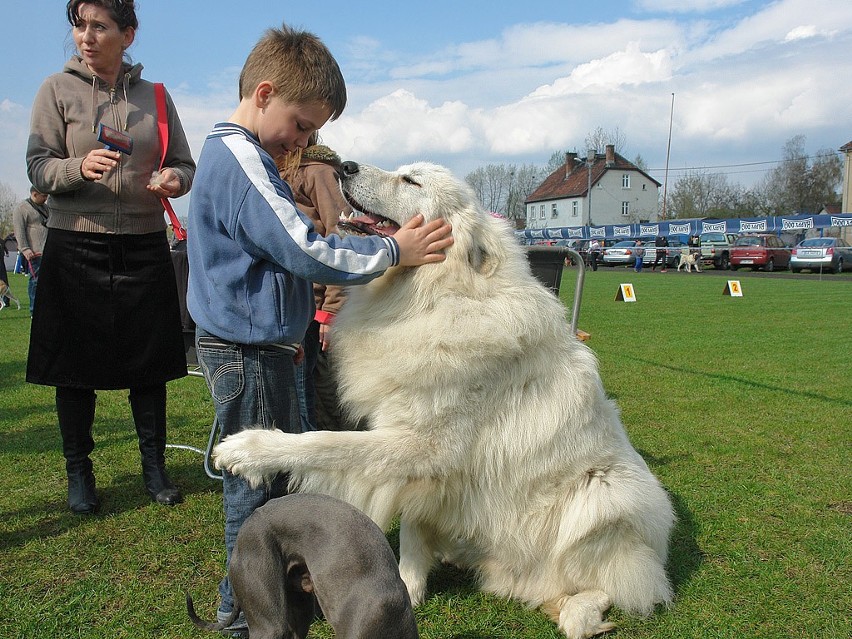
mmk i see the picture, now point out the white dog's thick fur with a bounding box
[214,162,675,638]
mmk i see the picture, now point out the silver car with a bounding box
[790,237,852,273]
[602,240,641,266]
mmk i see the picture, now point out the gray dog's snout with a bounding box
[341,161,360,177]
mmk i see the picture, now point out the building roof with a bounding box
[525,148,661,204]
[840,140,852,152]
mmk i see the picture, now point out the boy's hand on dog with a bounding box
[395,214,453,266]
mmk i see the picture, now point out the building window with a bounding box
[621,201,630,216]
[539,205,545,219]
[642,183,647,191]
[622,174,631,188]
[572,201,579,217]
[551,203,558,218]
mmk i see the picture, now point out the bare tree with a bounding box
[632,153,649,172]
[666,170,741,219]
[466,164,510,214]
[505,164,541,220]
[0,181,21,239]
[545,151,569,176]
[465,163,541,222]
[584,126,626,154]
[760,135,842,214]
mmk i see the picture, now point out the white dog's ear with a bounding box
[465,216,506,278]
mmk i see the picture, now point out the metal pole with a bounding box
[565,248,585,337]
[586,149,594,227]
[661,92,675,220]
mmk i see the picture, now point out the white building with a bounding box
[524,145,661,230]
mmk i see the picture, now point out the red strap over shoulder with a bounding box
[154,82,169,170]
[154,83,186,241]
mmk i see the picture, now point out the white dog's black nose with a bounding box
[341,161,360,177]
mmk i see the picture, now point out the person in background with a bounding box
[277,137,360,432]
[634,241,645,273]
[186,24,452,636]
[0,236,10,307]
[12,187,49,315]
[26,0,195,515]
[588,238,601,271]
[652,234,669,272]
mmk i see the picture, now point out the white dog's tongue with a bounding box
[339,212,400,237]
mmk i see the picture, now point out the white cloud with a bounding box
[635,0,747,13]
[530,44,673,95]
[784,25,820,42]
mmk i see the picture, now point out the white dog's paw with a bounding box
[212,429,274,488]
[550,591,614,639]
[400,572,428,607]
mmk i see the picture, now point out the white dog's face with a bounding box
[338,161,470,237]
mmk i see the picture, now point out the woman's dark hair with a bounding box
[66,0,138,31]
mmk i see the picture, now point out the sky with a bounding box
[2,0,851,217]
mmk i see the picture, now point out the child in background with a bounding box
[278,137,362,432]
[186,24,452,636]
[634,242,645,273]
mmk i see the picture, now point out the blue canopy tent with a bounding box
[518,213,852,243]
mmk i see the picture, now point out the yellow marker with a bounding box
[723,280,743,297]
[615,283,637,302]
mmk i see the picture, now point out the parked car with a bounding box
[699,232,738,269]
[602,240,642,266]
[730,234,791,271]
[789,237,852,273]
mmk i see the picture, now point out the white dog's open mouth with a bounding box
[339,197,401,238]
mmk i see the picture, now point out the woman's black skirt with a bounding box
[27,229,187,390]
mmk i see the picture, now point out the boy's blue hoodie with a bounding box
[187,123,399,345]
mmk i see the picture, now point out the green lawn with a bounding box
[1,270,850,638]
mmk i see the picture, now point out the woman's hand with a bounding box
[81,148,121,181]
[147,168,181,198]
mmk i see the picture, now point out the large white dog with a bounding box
[214,162,675,638]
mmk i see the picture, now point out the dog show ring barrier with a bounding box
[524,246,589,341]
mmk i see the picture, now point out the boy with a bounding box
[186,24,452,635]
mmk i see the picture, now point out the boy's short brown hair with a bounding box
[239,24,347,121]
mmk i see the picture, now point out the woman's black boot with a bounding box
[129,385,183,506]
[56,389,100,515]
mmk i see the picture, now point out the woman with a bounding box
[26,0,195,514]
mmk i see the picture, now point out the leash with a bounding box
[26,254,40,281]
[154,83,187,241]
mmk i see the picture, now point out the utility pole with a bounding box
[575,149,596,227]
[661,92,675,220]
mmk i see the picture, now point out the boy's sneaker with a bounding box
[217,609,249,638]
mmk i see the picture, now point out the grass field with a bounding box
[1,269,850,639]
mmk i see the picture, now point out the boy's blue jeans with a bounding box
[195,327,299,615]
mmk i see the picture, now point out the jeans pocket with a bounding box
[197,338,244,403]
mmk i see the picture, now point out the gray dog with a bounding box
[187,493,418,639]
